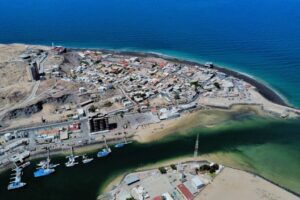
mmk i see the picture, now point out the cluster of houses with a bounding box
[56,50,252,119]
[0,122,82,168]
[35,122,81,144]
[0,131,30,166]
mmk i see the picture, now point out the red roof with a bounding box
[177,183,194,200]
[153,197,162,200]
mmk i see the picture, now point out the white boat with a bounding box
[8,180,26,190]
[49,163,60,168]
[82,155,93,164]
[37,160,48,167]
[97,136,112,158]
[65,147,79,167]
[114,133,130,148]
[65,158,79,167]
[34,149,58,177]
[8,172,26,190]
[37,149,51,167]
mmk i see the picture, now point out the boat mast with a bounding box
[124,132,128,144]
[71,146,74,157]
[103,135,108,149]
[47,148,50,162]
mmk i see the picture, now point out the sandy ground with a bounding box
[102,156,196,193]
[134,105,267,143]
[198,87,300,118]
[102,153,251,193]
[196,167,300,200]
[102,156,300,200]
[249,89,299,117]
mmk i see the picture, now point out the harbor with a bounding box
[3,139,129,191]
[0,116,300,200]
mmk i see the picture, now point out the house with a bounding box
[123,100,133,108]
[162,193,174,200]
[59,130,69,140]
[79,87,87,94]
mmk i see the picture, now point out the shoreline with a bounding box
[0,103,268,174]
[65,46,291,108]
[0,137,133,174]
[1,43,299,199]
[100,156,300,198]
[3,42,292,108]
[101,157,300,199]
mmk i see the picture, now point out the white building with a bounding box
[159,108,180,120]
[191,176,204,189]
[77,108,85,118]
[162,192,174,200]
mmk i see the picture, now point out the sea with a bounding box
[0,0,300,199]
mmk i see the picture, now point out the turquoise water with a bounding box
[0,0,300,106]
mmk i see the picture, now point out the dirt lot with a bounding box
[0,44,32,108]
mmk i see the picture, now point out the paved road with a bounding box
[0,118,88,135]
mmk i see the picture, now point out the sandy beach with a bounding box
[102,156,300,200]
[134,104,267,143]
[197,167,300,200]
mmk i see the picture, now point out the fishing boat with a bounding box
[65,147,79,167]
[82,154,94,164]
[114,132,129,148]
[37,148,51,167]
[34,167,55,178]
[114,143,125,148]
[97,136,111,157]
[65,158,78,167]
[34,149,57,177]
[37,160,48,167]
[49,163,60,168]
[8,181,26,190]
[97,148,111,157]
[7,176,26,190]
[8,164,27,190]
